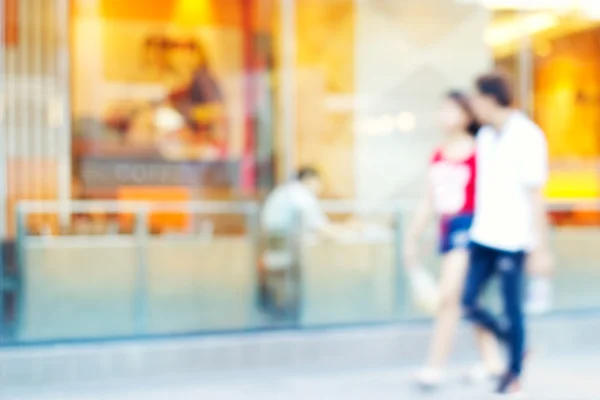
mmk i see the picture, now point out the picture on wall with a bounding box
[72,16,245,191]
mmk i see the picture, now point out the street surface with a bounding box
[5,350,599,400]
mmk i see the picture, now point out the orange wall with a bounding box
[535,26,600,159]
[74,0,243,26]
[534,26,600,199]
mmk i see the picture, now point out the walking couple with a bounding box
[404,71,553,397]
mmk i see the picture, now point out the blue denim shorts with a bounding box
[439,213,473,254]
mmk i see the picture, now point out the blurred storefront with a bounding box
[0,0,488,237]
[484,1,600,225]
[71,1,277,199]
[0,0,599,342]
[1,0,598,236]
[487,3,600,201]
[1,0,279,236]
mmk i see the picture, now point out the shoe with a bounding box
[413,367,444,390]
[496,372,527,397]
[464,363,503,385]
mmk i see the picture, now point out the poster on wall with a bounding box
[73,18,244,193]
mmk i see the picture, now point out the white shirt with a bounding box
[470,112,548,251]
[261,181,328,234]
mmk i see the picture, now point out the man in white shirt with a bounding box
[462,72,552,396]
[262,167,328,236]
[261,167,341,317]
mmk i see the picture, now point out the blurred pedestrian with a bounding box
[463,71,552,396]
[404,91,503,389]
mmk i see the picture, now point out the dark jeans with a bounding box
[462,241,526,376]
[263,234,300,320]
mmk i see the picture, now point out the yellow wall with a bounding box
[294,0,355,198]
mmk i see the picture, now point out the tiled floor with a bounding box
[5,351,600,400]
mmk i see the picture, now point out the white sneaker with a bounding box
[464,363,502,385]
[413,367,444,389]
[495,389,530,399]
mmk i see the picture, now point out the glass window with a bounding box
[2,0,600,344]
[71,0,276,202]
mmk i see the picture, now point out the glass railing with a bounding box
[11,201,262,341]
[547,200,600,312]
[0,199,598,343]
[301,202,402,326]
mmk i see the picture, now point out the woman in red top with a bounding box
[404,91,503,388]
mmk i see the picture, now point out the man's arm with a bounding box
[528,187,553,276]
[530,188,550,251]
[315,222,347,240]
[301,200,347,240]
[523,127,553,275]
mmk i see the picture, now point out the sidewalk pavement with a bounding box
[4,350,599,400]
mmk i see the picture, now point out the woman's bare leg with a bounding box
[475,327,504,375]
[425,249,503,374]
[425,249,469,370]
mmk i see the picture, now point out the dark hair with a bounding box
[447,90,480,136]
[475,71,513,107]
[296,166,320,181]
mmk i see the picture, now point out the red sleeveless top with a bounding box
[429,148,476,217]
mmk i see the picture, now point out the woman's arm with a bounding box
[403,184,434,269]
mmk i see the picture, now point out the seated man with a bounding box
[261,167,342,317]
[262,167,342,238]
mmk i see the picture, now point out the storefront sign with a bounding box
[81,158,240,189]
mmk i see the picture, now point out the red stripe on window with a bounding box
[4,0,18,46]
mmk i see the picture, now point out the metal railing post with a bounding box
[245,204,261,317]
[292,210,303,327]
[133,206,149,335]
[14,204,26,339]
[393,207,407,318]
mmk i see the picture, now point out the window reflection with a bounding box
[489,9,600,225]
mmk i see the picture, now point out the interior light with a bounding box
[379,115,396,135]
[579,0,600,19]
[361,112,417,136]
[459,0,600,19]
[396,112,416,134]
[173,0,213,25]
[456,0,572,10]
[485,13,559,47]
